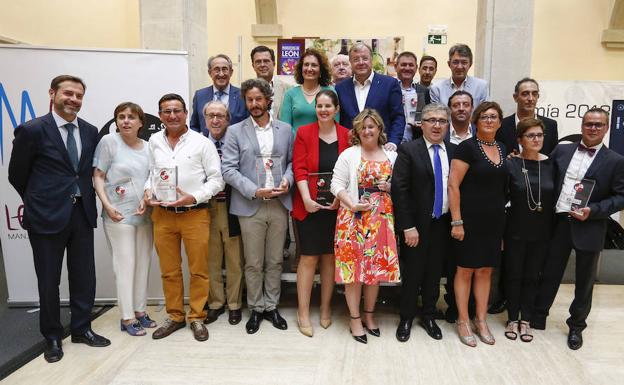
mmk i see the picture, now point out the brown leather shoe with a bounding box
[152,319,186,340]
[190,320,209,341]
[228,309,242,325]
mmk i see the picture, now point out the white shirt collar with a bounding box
[450,76,468,90]
[52,110,78,128]
[353,71,375,87]
[214,83,231,95]
[252,116,273,131]
[423,136,446,151]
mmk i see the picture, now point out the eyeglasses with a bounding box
[523,133,544,140]
[205,113,227,120]
[160,109,185,115]
[478,115,499,121]
[583,122,606,129]
[422,118,449,126]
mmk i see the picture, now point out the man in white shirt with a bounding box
[145,93,224,342]
[447,90,475,144]
[221,79,294,334]
[396,51,431,143]
[251,45,291,119]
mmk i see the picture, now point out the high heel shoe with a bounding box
[474,319,495,345]
[320,318,332,329]
[297,312,313,337]
[457,320,477,347]
[349,315,367,344]
[362,309,380,337]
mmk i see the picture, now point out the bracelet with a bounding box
[450,220,464,226]
[403,227,416,232]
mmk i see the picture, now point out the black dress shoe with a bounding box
[396,319,412,342]
[263,309,288,330]
[44,339,63,363]
[567,329,583,350]
[487,299,507,315]
[204,306,225,324]
[228,309,242,325]
[445,308,457,324]
[246,310,263,334]
[71,329,111,347]
[421,318,443,340]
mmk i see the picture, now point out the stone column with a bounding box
[475,0,535,116]
[139,0,207,101]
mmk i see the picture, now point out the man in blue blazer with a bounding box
[8,75,110,363]
[190,54,249,136]
[533,108,624,350]
[335,42,405,149]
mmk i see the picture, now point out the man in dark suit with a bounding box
[335,42,405,149]
[496,78,558,155]
[190,54,249,135]
[392,103,456,342]
[8,75,110,363]
[396,51,432,143]
[533,108,624,350]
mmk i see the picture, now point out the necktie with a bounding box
[215,90,224,102]
[578,143,596,156]
[215,141,223,159]
[433,144,443,219]
[65,123,79,170]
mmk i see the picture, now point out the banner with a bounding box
[0,45,189,305]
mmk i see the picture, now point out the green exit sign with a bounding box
[428,34,447,44]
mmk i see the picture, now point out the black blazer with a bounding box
[8,113,99,234]
[552,142,624,251]
[496,114,558,155]
[392,137,457,235]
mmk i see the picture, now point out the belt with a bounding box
[161,202,210,213]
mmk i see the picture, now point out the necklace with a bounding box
[477,139,503,168]
[476,137,496,146]
[302,85,321,96]
[521,157,542,212]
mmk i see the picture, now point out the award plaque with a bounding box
[152,166,178,202]
[105,178,140,217]
[570,178,596,212]
[256,155,282,189]
[309,172,333,205]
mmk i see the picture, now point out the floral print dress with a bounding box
[334,158,400,284]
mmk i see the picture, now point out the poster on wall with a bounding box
[305,38,404,77]
[277,39,305,75]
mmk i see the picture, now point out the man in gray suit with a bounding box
[221,78,294,334]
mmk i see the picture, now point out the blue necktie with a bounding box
[433,144,443,218]
[214,90,224,102]
[65,123,79,171]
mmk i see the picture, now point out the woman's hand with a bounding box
[451,224,465,241]
[351,201,373,212]
[135,200,147,216]
[326,197,340,210]
[403,228,419,247]
[377,179,391,193]
[104,204,124,222]
[303,197,321,213]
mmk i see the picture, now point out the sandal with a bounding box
[519,320,533,343]
[362,309,380,337]
[473,319,495,345]
[457,320,477,347]
[504,320,518,340]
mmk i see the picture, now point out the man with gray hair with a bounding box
[430,44,489,108]
[330,53,352,85]
[392,103,456,342]
[221,78,294,334]
[190,54,249,136]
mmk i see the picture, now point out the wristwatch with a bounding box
[450,219,464,226]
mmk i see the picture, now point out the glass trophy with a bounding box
[105,177,140,217]
[309,172,333,205]
[152,166,178,202]
[256,155,282,189]
[570,178,596,212]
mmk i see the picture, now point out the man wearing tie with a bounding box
[190,54,249,136]
[9,75,110,363]
[391,103,456,342]
[533,108,624,350]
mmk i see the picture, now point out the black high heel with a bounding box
[362,310,380,337]
[349,315,367,344]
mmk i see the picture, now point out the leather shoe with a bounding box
[263,309,288,330]
[190,320,209,341]
[204,307,225,324]
[152,319,186,340]
[246,310,263,334]
[71,329,111,347]
[421,318,443,340]
[487,299,507,315]
[396,318,412,342]
[228,308,242,325]
[44,339,63,363]
[567,329,583,350]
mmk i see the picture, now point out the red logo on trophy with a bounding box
[265,158,274,169]
[115,185,126,196]
[574,182,584,192]
[159,170,170,181]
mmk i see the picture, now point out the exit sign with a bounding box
[428,34,447,44]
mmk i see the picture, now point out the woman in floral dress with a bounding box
[330,109,400,344]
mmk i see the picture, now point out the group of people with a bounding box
[8,41,624,364]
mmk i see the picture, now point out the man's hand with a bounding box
[144,189,162,207]
[403,228,419,248]
[161,187,197,207]
[570,207,591,222]
[271,178,290,196]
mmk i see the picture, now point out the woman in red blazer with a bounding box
[293,90,350,337]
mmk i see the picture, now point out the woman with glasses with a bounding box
[448,101,507,347]
[503,118,555,342]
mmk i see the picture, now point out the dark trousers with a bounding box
[28,202,95,341]
[504,237,549,321]
[399,216,448,320]
[534,215,600,331]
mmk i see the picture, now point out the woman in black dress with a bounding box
[503,118,555,342]
[292,90,350,337]
[448,101,507,347]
